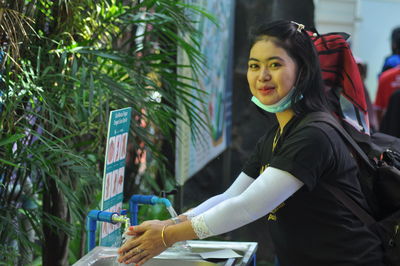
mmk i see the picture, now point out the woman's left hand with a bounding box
[117,221,168,265]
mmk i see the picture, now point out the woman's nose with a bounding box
[258,68,271,81]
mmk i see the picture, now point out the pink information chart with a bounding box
[100,107,131,247]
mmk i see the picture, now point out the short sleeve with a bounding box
[242,133,270,178]
[270,126,335,190]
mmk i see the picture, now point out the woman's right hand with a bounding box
[117,222,169,265]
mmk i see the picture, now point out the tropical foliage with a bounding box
[0,0,212,264]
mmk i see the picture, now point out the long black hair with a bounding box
[248,20,328,115]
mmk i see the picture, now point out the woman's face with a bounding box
[247,38,298,106]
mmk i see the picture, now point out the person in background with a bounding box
[379,89,400,137]
[380,26,400,74]
[374,65,400,125]
[374,26,400,127]
[118,20,384,266]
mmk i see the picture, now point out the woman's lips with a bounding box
[258,86,275,95]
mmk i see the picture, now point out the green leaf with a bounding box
[0,158,21,168]
[0,134,26,146]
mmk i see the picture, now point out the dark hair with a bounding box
[391,26,400,54]
[248,20,327,115]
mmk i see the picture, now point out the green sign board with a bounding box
[100,107,131,246]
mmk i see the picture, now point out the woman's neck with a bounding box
[275,109,295,133]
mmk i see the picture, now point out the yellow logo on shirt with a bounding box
[267,202,285,221]
[259,164,269,175]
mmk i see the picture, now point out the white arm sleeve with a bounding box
[191,167,304,239]
[183,172,254,218]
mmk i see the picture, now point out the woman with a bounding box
[118,20,383,266]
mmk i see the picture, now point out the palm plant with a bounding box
[0,0,213,264]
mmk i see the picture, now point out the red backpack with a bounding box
[308,31,370,134]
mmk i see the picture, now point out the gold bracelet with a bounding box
[161,225,169,248]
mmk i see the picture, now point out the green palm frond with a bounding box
[0,0,214,264]
[0,7,37,69]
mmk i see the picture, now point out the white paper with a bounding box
[198,249,242,260]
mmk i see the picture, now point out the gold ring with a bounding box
[135,247,143,253]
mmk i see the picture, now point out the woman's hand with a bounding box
[117,221,170,265]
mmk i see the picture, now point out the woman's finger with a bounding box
[136,253,153,266]
[118,239,135,254]
[118,227,146,253]
[118,236,144,258]
[125,228,137,236]
[119,245,143,263]
[125,247,148,264]
[118,223,166,262]
[130,224,147,233]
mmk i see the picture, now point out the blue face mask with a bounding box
[251,87,302,113]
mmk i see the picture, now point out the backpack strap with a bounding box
[298,112,375,170]
[322,183,376,226]
[296,112,376,226]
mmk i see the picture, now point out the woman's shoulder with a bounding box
[291,122,334,144]
[287,113,329,132]
[285,114,338,147]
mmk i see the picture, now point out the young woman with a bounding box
[117,20,383,266]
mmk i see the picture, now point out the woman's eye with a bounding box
[248,64,259,70]
[269,62,281,68]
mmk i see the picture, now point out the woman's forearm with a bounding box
[182,172,254,218]
[163,221,198,246]
[191,167,304,238]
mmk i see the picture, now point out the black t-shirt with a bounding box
[242,115,383,266]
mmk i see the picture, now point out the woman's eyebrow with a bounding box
[248,57,260,62]
[248,56,284,62]
[267,56,283,61]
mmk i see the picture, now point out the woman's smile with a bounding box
[258,85,276,95]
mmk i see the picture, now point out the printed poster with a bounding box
[99,107,131,246]
[175,0,234,185]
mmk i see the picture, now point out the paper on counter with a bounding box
[198,249,242,260]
